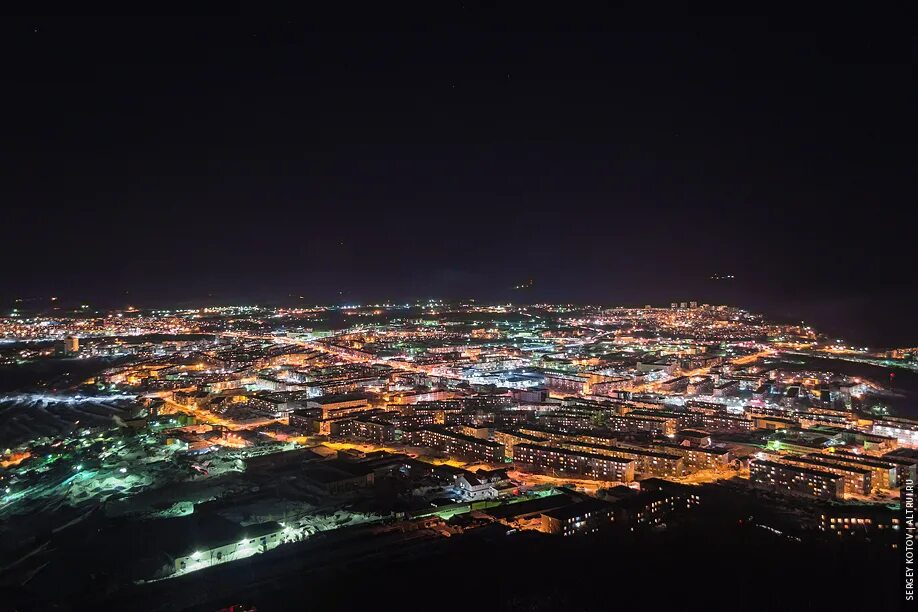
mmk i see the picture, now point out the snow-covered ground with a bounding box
[0,393,140,447]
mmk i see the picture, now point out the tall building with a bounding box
[63,336,80,355]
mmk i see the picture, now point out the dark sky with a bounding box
[2,8,915,344]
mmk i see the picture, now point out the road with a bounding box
[507,469,621,493]
[626,348,774,393]
[151,391,282,431]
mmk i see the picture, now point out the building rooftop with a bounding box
[542,498,614,521]
[751,459,844,480]
[310,393,370,405]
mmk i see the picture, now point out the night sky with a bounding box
[2,9,915,344]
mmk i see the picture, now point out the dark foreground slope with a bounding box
[4,515,898,612]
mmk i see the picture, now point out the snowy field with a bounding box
[0,393,140,447]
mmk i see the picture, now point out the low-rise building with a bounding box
[402,427,506,462]
[807,451,897,491]
[696,413,753,431]
[558,441,684,478]
[454,468,512,501]
[301,459,376,495]
[514,443,635,482]
[880,450,918,487]
[782,455,871,495]
[819,504,900,548]
[540,498,616,536]
[604,479,702,530]
[287,407,322,433]
[336,417,396,443]
[306,393,371,418]
[493,429,550,460]
[749,459,844,500]
[713,380,739,397]
[606,414,673,436]
[871,416,918,448]
[648,441,731,471]
[173,520,290,575]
